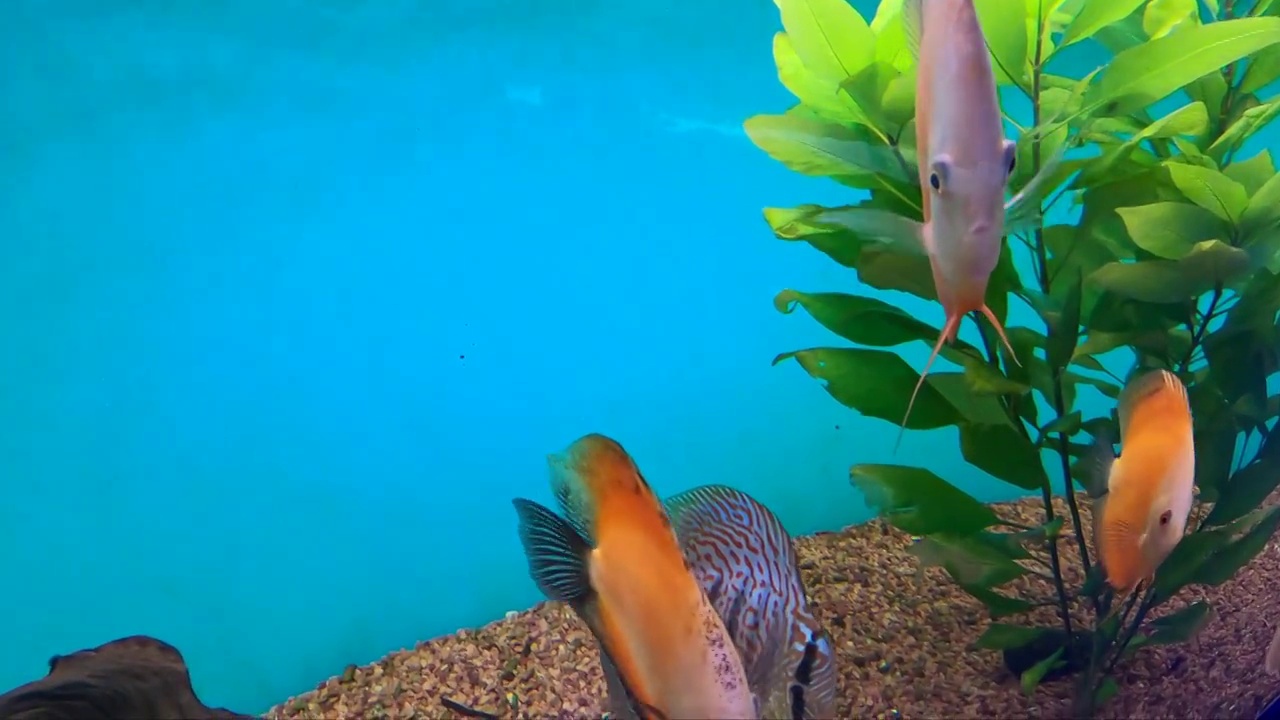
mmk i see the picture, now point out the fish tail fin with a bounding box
[895,311,962,453]
[979,304,1021,368]
[511,498,594,606]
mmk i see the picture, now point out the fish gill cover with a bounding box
[747,0,1280,715]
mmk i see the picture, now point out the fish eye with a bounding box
[929,157,951,192]
[1159,510,1172,526]
[1001,140,1018,178]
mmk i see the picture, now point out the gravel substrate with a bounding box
[265,493,1280,720]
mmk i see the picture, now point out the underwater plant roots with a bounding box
[266,494,1280,720]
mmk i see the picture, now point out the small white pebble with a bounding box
[506,610,519,619]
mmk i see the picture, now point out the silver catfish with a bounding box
[895,0,1060,449]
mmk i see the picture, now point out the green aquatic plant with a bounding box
[749,0,1280,715]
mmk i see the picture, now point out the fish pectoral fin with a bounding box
[511,498,593,604]
[1083,431,1117,500]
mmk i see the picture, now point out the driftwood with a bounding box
[0,635,253,719]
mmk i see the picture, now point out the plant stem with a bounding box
[974,323,1073,640]
[1104,588,1158,677]
[1025,7,1078,643]
[1181,284,1223,372]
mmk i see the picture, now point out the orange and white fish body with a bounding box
[897,0,1021,446]
[512,434,757,720]
[1089,370,1195,594]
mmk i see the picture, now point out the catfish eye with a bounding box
[1159,510,1172,526]
[929,173,941,190]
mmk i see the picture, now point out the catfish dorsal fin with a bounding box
[901,0,925,62]
[894,310,963,453]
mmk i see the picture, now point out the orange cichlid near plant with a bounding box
[748,0,1280,715]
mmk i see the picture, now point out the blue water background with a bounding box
[1,0,1271,713]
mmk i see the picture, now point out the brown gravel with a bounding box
[265,494,1280,720]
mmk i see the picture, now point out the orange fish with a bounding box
[896,0,1023,448]
[511,434,757,720]
[1086,369,1195,594]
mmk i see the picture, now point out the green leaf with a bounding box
[974,0,1028,86]
[1058,0,1146,50]
[1089,240,1253,303]
[772,32,865,124]
[1241,43,1280,94]
[959,423,1049,491]
[974,623,1055,651]
[1115,202,1227,260]
[772,0,876,88]
[1021,647,1065,697]
[745,113,909,182]
[1154,506,1280,600]
[774,348,960,429]
[1224,150,1275,195]
[1065,371,1123,400]
[1095,677,1120,707]
[909,533,1028,587]
[803,204,924,250]
[1193,403,1239,503]
[1144,600,1215,646]
[1240,167,1280,239]
[1072,102,1209,189]
[962,583,1038,617]
[961,358,1033,396]
[1078,16,1280,119]
[773,290,951,348]
[1142,0,1198,40]
[1202,454,1280,527]
[1163,164,1250,224]
[850,464,1000,535]
[1039,411,1083,445]
[1046,268,1083,372]
[1207,98,1280,162]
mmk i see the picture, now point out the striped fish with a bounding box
[665,485,837,720]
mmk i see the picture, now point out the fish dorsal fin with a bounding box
[664,485,836,716]
[547,433,663,545]
[1117,369,1188,439]
[901,0,925,63]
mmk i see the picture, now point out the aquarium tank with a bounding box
[5,0,1280,718]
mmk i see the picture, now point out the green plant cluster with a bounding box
[749,0,1280,714]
